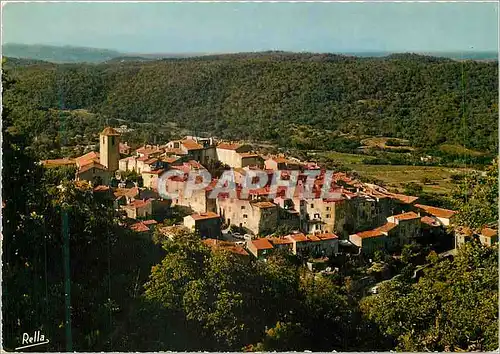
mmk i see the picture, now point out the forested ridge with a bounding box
[2,58,498,351]
[4,52,498,153]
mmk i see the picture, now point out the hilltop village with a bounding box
[42,127,498,264]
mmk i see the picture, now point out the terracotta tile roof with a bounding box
[267,237,294,245]
[414,204,457,219]
[307,234,321,242]
[315,232,339,240]
[113,187,139,198]
[75,151,100,167]
[124,199,152,209]
[93,185,110,192]
[41,158,76,167]
[239,152,260,158]
[144,158,158,165]
[163,156,180,164]
[252,201,276,209]
[390,193,419,204]
[130,222,150,232]
[217,142,242,150]
[137,156,149,162]
[181,139,203,150]
[136,145,163,156]
[354,229,385,239]
[251,238,274,250]
[164,147,187,155]
[142,169,165,175]
[119,142,131,153]
[481,228,497,238]
[377,222,398,232]
[392,211,420,221]
[190,212,220,221]
[143,219,158,225]
[286,233,309,243]
[78,161,107,174]
[421,216,440,227]
[101,127,120,136]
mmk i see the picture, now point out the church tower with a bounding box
[99,127,120,172]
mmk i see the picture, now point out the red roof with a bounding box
[415,204,457,219]
[251,238,274,250]
[130,222,150,232]
[41,158,76,167]
[392,212,420,221]
[75,151,100,167]
[252,201,276,209]
[286,233,309,243]
[267,237,294,245]
[190,212,220,221]
[239,152,260,158]
[93,185,110,192]
[390,193,419,204]
[354,229,385,239]
[101,127,120,136]
[481,228,497,238]
[217,142,242,150]
[144,158,158,165]
[315,232,339,240]
[421,216,440,227]
[307,234,321,242]
[143,219,158,225]
[78,161,107,174]
[181,139,203,150]
[124,199,152,209]
[113,187,139,198]
[377,222,398,232]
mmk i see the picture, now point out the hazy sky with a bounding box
[2,2,498,53]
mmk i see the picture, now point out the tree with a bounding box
[450,161,498,229]
[361,241,498,351]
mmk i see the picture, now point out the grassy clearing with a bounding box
[346,164,471,194]
[439,144,485,157]
[360,137,414,150]
[321,151,375,164]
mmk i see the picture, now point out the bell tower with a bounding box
[99,127,120,172]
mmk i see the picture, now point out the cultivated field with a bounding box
[345,164,472,194]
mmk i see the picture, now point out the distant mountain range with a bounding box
[2,43,498,64]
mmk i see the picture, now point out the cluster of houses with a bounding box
[42,127,498,261]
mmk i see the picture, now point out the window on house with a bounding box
[243,214,248,218]
[241,206,245,210]
[326,214,331,219]
[314,213,320,219]
[310,204,314,209]
[326,207,330,211]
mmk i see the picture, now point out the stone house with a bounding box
[246,238,274,259]
[414,204,457,226]
[264,156,301,171]
[183,212,222,239]
[350,211,422,254]
[217,198,279,235]
[122,199,153,219]
[216,142,257,168]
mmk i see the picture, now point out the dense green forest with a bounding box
[2,63,498,351]
[4,52,498,156]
